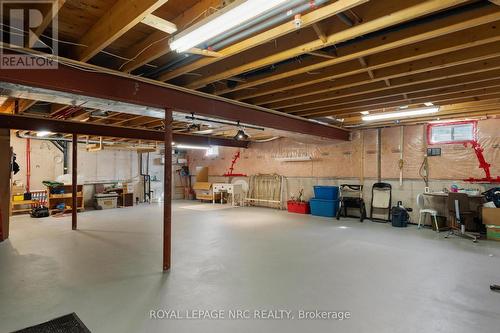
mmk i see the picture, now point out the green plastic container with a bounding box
[486,225,500,241]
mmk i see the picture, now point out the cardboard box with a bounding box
[482,207,500,226]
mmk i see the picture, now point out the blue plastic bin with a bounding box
[310,199,339,217]
[313,186,339,200]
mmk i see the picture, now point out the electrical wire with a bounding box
[1,23,156,67]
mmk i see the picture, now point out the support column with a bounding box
[163,108,173,271]
[0,129,11,241]
[72,134,77,230]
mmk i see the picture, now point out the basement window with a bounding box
[206,146,219,157]
[427,121,477,145]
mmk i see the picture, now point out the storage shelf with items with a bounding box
[10,182,48,215]
[44,184,84,215]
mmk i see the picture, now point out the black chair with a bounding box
[336,184,366,222]
[370,182,392,222]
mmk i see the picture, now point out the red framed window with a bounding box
[427,120,477,145]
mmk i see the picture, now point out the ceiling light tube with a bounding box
[175,144,210,150]
[36,131,52,137]
[362,107,440,121]
[170,0,289,53]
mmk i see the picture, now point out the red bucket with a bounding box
[287,201,310,214]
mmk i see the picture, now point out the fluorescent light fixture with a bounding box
[170,0,289,52]
[399,105,409,109]
[360,111,370,115]
[36,131,52,137]
[175,144,210,150]
[424,102,434,107]
[362,107,440,121]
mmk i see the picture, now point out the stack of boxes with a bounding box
[12,183,26,202]
[310,186,340,217]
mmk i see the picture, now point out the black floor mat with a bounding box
[12,313,91,333]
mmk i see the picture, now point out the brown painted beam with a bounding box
[163,108,172,271]
[72,134,77,230]
[0,114,249,148]
[0,52,348,141]
[0,129,10,241]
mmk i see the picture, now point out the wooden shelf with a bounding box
[45,184,85,215]
[50,192,83,199]
[11,199,40,215]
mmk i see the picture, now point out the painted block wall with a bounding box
[9,133,176,208]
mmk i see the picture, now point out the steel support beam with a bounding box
[72,134,77,230]
[0,129,10,241]
[0,114,249,148]
[0,52,349,141]
[163,108,172,271]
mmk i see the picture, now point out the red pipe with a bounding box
[26,138,31,192]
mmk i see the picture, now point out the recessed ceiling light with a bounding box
[424,102,434,107]
[399,105,409,109]
[360,111,370,115]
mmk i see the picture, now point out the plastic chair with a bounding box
[416,193,439,231]
[370,183,392,222]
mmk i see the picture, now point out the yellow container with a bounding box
[13,195,24,201]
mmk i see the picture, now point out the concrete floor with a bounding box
[1,201,499,333]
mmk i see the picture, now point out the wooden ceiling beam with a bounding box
[158,0,368,82]
[250,27,500,107]
[286,70,500,115]
[72,0,169,62]
[289,63,500,115]
[304,88,500,118]
[268,45,500,110]
[307,51,336,59]
[185,0,471,90]
[141,14,177,34]
[312,23,328,44]
[218,5,500,98]
[294,76,500,116]
[342,101,500,127]
[28,0,66,47]
[119,0,222,73]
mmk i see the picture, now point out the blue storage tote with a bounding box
[313,186,339,200]
[310,199,339,217]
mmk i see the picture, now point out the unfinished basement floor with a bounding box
[1,202,500,333]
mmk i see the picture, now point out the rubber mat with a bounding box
[12,313,91,333]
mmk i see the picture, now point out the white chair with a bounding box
[416,193,439,232]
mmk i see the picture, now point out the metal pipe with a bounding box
[16,131,159,149]
[206,0,307,47]
[211,0,330,51]
[186,114,265,130]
